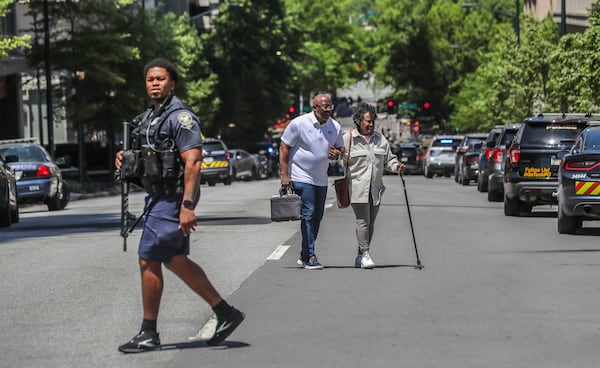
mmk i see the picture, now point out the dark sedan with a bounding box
[458,141,483,186]
[477,125,504,192]
[0,154,19,227]
[0,140,70,211]
[557,126,600,234]
[394,143,424,175]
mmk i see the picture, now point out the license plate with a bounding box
[203,157,214,163]
[28,185,40,191]
[551,156,560,165]
[401,157,408,162]
[523,167,551,177]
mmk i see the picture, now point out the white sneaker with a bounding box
[360,252,375,269]
[297,257,304,267]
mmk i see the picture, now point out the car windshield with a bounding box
[583,129,600,151]
[0,146,46,162]
[500,131,517,146]
[521,123,582,146]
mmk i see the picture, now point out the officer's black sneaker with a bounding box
[118,330,161,353]
[206,307,245,346]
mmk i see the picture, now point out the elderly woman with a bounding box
[343,102,404,269]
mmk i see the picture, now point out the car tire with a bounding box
[47,193,62,211]
[59,181,70,210]
[477,176,487,192]
[10,204,19,224]
[461,174,469,186]
[0,201,11,228]
[425,166,433,178]
[208,180,216,187]
[487,189,502,202]
[557,206,577,234]
[223,175,232,185]
[504,194,520,216]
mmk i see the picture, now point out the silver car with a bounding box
[423,136,463,178]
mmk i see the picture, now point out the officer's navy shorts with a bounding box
[139,196,189,263]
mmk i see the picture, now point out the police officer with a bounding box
[115,58,244,353]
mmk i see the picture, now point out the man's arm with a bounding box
[179,147,202,236]
[279,141,291,186]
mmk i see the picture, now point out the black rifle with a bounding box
[119,121,135,252]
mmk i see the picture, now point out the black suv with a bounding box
[487,124,521,202]
[201,138,233,186]
[502,113,592,216]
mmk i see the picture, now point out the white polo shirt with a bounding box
[281,112,344,186]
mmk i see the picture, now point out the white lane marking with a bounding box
[266,245,291,260]
[325,203,334,209]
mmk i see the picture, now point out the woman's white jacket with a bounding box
[343,129,400,206]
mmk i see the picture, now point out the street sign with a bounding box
[400,103,417,110]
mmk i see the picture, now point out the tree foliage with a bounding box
[0,0,30,59]
[25,0,213,141]
[16,0,600,147]
[201,0,297,145]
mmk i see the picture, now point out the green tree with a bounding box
[0,0,30,58]
[284,0,365,105]
[546,2,600,113]
[25,1,215,140]
[202,0,299,145]
[450,15,559,132]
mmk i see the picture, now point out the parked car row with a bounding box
[201,138,270,186]
[450,113,600,235]
[0,136,275,228]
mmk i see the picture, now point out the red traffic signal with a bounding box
[387,100,394,108]
[423,101,431,109]
[288,106,296,113]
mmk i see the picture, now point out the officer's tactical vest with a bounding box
[131,98,189,197]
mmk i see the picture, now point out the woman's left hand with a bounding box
[397,163,406,173]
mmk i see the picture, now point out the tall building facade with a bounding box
[524,0,594,33]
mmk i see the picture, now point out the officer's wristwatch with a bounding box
[182,199,194,210]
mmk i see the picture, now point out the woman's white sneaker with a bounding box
[360,253,375,269]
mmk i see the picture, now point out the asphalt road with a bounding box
[2,175,600,368]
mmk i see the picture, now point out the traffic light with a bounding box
[423,101,431,110]
[386,100,395,114]
[288,105,298,118]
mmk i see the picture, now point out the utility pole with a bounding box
[514,0,520,47]
[560,0,567,113]
[43,0,54,158]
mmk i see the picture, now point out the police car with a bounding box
[557,125,600,233]
[0,138,70,211]
[201,138,233,186]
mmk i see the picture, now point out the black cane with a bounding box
[399,172,423,269]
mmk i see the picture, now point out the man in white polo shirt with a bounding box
[279,92,345,269]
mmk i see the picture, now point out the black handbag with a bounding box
[270,186,301,221]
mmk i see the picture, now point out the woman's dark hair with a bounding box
[352,102,377,126]
[143,58,178,82]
